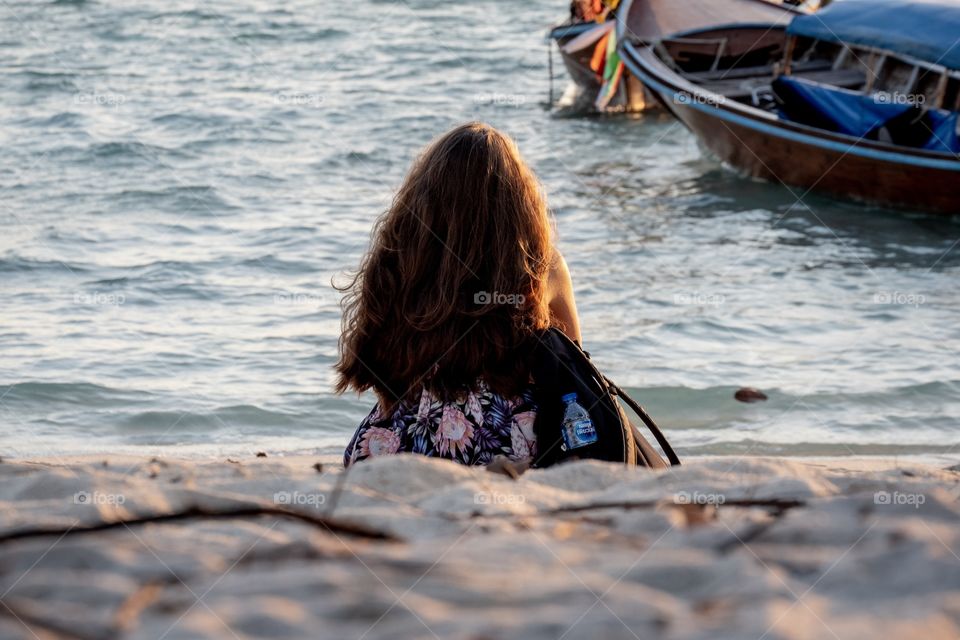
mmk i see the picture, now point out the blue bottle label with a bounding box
[575,419,597,442]
[563,418,598,450]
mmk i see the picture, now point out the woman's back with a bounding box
[336,123,580,467]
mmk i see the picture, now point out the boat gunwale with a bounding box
[548,20,601,42]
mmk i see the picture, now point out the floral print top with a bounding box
[344,380,538,467]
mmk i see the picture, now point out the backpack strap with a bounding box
[605,377,681,466]
[528,331,565,467]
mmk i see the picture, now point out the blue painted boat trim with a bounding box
[549,22,599,41]
[620,43,960,172]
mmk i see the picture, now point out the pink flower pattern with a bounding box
[510,411,537,459]
[358,426,401,458]
[435,405,475,461]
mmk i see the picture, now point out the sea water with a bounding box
[2,0,959,459]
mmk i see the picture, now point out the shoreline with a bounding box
[8,450,960,470]
[2,453,959,638]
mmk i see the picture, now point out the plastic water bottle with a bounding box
[560,392,598,451]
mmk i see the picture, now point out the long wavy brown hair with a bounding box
[336,122,554,405]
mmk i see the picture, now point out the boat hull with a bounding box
[551,26,656,113]
[677,104,960,213]
[621,42,960,215]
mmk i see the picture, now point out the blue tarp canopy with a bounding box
[774,76,960,153]
[787,0,960,70]
[923,109,960,152]
[773,76,912,136]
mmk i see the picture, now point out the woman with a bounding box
[338,122,581,467]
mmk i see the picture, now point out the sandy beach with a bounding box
[2,454,959,639]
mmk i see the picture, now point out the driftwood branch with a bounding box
[0,505,398,545]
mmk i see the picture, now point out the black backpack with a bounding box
[530,328,681,469]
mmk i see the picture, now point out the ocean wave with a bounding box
[146,9,223,22]
[23,77,79,93]
[0,382,152,408]
[150,112,253,130]
[16,112,85,128]
[46,140,193,166]
[0,257,89,274]
[108,185,239,214]
[237,254,318,274]
[678,440,960,457]
[87,141,177,160]
[117,405,309,432]
[621,382,960,434]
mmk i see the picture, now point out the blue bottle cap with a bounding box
[561,392,578,403]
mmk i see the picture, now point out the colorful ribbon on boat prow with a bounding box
[593,28,624,110]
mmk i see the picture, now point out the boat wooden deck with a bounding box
[692,68,867,101]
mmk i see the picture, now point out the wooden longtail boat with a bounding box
[547,0,808,113]
[618,0,960,214]
[549,18,653,112]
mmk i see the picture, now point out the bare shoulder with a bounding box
[545,248,582,343]
[547,249,571,295]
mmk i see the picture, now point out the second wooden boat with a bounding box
[547,0,807,113]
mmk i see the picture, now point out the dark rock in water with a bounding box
[735,387,768,403]
[312,462,323,473]
[256,451,267,458]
